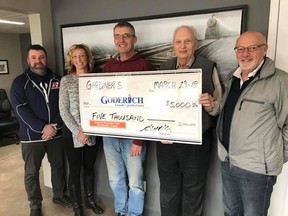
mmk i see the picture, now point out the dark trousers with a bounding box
[156,133,212,216]
[221,161,276,216]
[21,138,65,209]
[64,136,101,198]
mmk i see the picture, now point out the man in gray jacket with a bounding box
[217,31,288,216]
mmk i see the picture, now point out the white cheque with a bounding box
[79,69,202,144]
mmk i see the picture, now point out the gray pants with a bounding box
[21,138,65,209]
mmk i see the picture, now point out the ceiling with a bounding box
[0,9,30,34]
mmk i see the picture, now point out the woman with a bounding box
[59,44,104,216]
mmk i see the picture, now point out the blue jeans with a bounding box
[103,137,146,216]
[221,161,277,216]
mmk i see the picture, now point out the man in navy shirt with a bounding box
[10,44,72,216]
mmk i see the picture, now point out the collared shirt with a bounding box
[176,56,222,116]
[233,59,264,87]
[176,57,194,69]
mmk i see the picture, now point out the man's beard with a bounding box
[239,62,255,72]
[31,63,46,76]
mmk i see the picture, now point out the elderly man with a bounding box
[156,25,222,216]
[217,31,288,216]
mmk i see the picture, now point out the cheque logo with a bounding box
[100,94,144,105]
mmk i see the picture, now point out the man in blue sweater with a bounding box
[10,44,72,216]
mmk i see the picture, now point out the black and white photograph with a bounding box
[0,60,9,75]
[61,5,247,83]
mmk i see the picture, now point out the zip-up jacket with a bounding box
[10,68,63,143]
[217,57,288,175]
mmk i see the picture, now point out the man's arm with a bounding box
[275,71,288,163]
[199,67,223,116]
[10,78,46,133]
[283,124,288,163]
[279,74,288,163]
[49,76,63,130]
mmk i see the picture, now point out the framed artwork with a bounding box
[0,60,9,75]
[61,5,247,83]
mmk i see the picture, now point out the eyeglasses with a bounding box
[174,39,193,46]
[113,33,135,40]
[234,44,266,53]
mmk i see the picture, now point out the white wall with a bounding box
[274,0,288,71]
[268,0,288,215]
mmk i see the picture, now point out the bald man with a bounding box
[217,31,288,216]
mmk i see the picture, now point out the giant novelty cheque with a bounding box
[79,69,202,144]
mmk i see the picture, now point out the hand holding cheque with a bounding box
[79,69,203,144]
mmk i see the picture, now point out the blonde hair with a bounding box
[65,44,94,75]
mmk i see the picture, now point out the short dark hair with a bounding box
[27,44,47,56]
[113,21,136,35]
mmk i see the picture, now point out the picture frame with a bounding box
[61,5,247,83]
[0,60,9,75]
